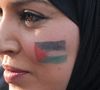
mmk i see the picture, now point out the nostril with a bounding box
[5,50,14,53]
[3,50,17,57]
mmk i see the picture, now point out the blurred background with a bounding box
[0,56,8,90]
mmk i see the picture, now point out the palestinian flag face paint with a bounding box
[34,40,67,64]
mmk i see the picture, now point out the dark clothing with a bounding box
[49,0,100,90]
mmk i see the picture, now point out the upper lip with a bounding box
[2,65,29,73]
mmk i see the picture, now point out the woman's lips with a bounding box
[2,65,29,83]
[3,65,29,73]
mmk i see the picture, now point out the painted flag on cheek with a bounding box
[35,40,67,64]
[34,45,47,61]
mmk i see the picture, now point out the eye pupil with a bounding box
[25,12,42,22]
[25,13,33,21]
[0,8,3,20]
[24,12,40,27]
[0,8,2,15]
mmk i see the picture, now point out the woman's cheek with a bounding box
[22,42,37,62]
[22,32,67,63]
[34,40,67,64]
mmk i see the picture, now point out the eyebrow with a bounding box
[11,0,51,7]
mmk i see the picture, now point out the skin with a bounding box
[0,0,79,90]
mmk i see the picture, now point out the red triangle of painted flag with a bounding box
[35,45,47,61]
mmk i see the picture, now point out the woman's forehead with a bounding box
[0,0,50,8]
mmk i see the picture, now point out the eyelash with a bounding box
[19,9,49,28]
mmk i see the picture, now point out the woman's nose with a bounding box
[0,17,21,56]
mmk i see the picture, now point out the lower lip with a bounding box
[4,70,29,83]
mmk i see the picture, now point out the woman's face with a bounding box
[0,0,79,90]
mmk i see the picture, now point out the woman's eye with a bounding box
[0,8,3,21]
[19,10,48,28]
